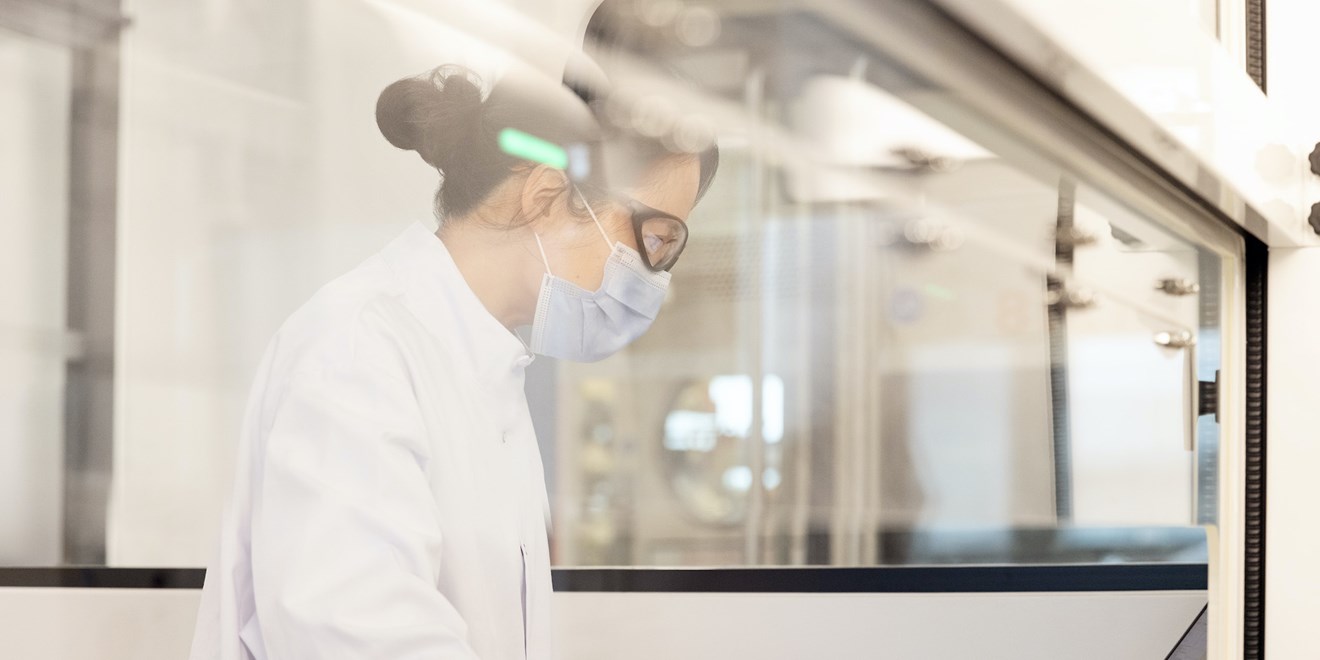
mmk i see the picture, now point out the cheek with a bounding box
[561,237,613,291]
[607,220,638,252]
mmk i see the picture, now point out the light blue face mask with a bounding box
[529,188,671,362]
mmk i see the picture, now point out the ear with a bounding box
[519,165,570,230]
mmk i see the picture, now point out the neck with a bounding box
[437,220,540,330]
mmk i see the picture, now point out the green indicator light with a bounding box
[499,128,568,169]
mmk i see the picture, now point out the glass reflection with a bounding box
[661,375,784,526]
[0,0,1235,571]
[546,0,1230,568]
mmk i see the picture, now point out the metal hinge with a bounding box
[1198,370,1219,422]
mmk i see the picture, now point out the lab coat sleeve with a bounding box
[250,332,479,660]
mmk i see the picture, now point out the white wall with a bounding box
[1263,247,1320,659]
[0,587,1205,660]
[0,28,71,565]
[1257,2,1320,658]
[557,591,1205,660]
[0,588,199,660]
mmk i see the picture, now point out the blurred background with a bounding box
[1,0,1241,572]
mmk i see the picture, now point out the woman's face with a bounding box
[537,156,701,291]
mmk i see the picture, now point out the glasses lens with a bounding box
[639,215,688,271]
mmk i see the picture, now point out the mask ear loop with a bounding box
[534,180,614,278]
[532,233,554,277]
[571,183,614,248]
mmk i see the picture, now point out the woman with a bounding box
[190,65,717,660]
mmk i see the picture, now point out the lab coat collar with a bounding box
[380,222,535,383]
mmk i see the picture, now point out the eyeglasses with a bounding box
[621,198,689,272]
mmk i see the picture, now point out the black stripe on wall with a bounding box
[553,564,1207,593]
[0,564,1207,593]
[0,567,206,589]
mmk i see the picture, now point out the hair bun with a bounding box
[376,65,486,173]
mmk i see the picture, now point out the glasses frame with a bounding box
[620,198,689,272]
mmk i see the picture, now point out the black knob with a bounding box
[1310,143,1320,176]
[1309,202,1320,235]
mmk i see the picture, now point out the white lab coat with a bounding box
[190,222,553,660]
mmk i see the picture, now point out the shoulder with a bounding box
[271,256,421,386]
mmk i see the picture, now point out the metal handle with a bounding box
[1154,330,1197,450]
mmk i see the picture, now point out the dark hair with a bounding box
[376,64,718,222]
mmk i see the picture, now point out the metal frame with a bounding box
[1246,0,1267,93]
[1241,2,1267,657]
[1243,239,1267,660]
[1046,178,1077,520]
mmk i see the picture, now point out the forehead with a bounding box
[623,157,701,221]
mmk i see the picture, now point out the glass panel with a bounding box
[0,0,1239,569]
[548,1,1235,567]
[1065,192,1211,529]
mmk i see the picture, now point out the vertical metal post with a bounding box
[1046,177,1076,522]
[1243,239,1267,660]
[742,67,766,565]
[62,5,121,564]
[787,185,814,565]
[1244,3,1267,657]
[805,210,837,566]
[1245,0,1267,93]
[1195,251,1222,526]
